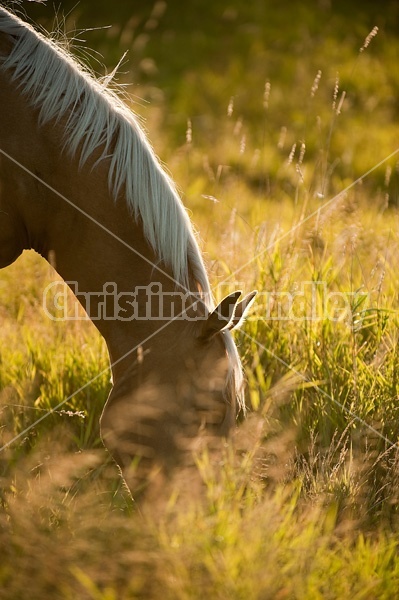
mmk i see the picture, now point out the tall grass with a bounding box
[2,3,399,597]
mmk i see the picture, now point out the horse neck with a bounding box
[0,66,202,384]
[42,149,194,381]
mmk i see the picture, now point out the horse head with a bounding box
[99,290,257,495]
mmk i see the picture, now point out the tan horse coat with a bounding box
[0,8,255,497]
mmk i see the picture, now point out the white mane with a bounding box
[0,6,245,410]
[0,6,208,295]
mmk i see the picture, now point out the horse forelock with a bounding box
[223,330,245,414]
[0,6,211,301]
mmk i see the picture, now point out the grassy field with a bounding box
[2,1,399,597]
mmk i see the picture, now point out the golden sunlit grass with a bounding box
[2,4,399,598]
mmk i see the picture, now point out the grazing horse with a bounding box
[0,7,256,496]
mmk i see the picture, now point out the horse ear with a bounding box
[200,291,242,341]
[227,290,257,330]
[200,290,257,341]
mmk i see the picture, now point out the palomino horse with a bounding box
[0,7,256,496]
